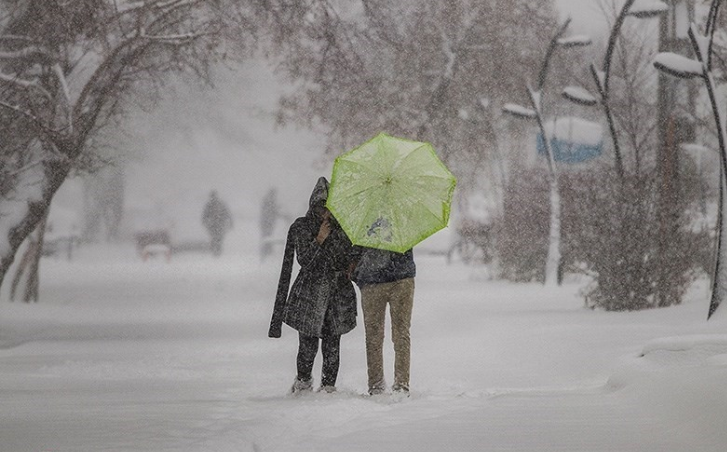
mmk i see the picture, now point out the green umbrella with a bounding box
[326,132,457,253]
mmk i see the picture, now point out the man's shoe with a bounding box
[319,385,337,393]
[392,383,410,396]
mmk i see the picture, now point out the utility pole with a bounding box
[656,0,696,306]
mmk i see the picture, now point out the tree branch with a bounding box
[116,0,194,16]
[0,101,62,142]
[361,0,404,51]
[0,35,40,45]
[75,40,157,146]
[52,63,73,134]
[75,0,209,119]
[4,160,44,178]
[0,71,52,100]
[140,31,209,44]
[0,46,50,61]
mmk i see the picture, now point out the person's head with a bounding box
[309,177,329,219]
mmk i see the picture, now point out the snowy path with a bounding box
[0,238,725,451]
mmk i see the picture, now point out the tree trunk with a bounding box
[10,239,34,302]
[545,176,562,286]
[9,213,47,302]
[25,212,48,302]
[0,158,71,296]
[710,173,727,318]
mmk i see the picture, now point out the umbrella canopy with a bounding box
[327,132,456,253]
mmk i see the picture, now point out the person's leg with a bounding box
[389,278,415,392]
[320,334,341,389]
[361,283,389,393]
[294,333,318,391]
[211,233,223,256]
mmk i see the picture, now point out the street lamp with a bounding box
[502,18,591,286]
[652,0,726,319]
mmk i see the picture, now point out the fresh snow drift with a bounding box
[0,220,725,451]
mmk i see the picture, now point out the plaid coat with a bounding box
[268,214,358,338]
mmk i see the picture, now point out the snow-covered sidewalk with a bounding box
[0,238,725,451]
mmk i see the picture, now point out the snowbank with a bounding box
[1,232,726,451]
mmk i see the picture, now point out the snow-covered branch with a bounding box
[0,101,67,146]
[4,160,45,178]
[628,0,669,19]
[140,31,206,44]
[529,88,542,112]
[652,52,704,79]
[0,35,40,44]
[441,30,456,80]
[109,0,202,41]
[502,103,536,119]
[0,46,50,61]
[52,63,73,134]
[0,71,52,100]
[117,0,195,14]
[556,35,592,47]
[0,100,38,122]
[562,86,597,106]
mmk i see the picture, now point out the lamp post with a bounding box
[653,0,726,319]
[587,0,669,181]
[502,18,590,286]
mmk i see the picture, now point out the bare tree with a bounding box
[0,0,275,292]
[272,0,559,190]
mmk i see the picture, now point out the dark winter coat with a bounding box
[268,178,358,338]
[352,248,416,287]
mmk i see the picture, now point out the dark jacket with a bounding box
[268,178,358,338]
[352,248,416,287]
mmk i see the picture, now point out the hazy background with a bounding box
[49,0,608,248]
[50,60,327,245]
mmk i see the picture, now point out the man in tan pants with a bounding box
[354,249,416,395]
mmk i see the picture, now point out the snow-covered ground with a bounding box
[0,221,725,451]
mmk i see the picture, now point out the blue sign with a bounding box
[536,134,603,164]
[536,117,603,164]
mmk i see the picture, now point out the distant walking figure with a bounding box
[202,190,233,257]
[260,187,281,261]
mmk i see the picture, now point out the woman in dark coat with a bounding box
[268,177,358,393]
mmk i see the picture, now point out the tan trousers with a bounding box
[360,278,415,391]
